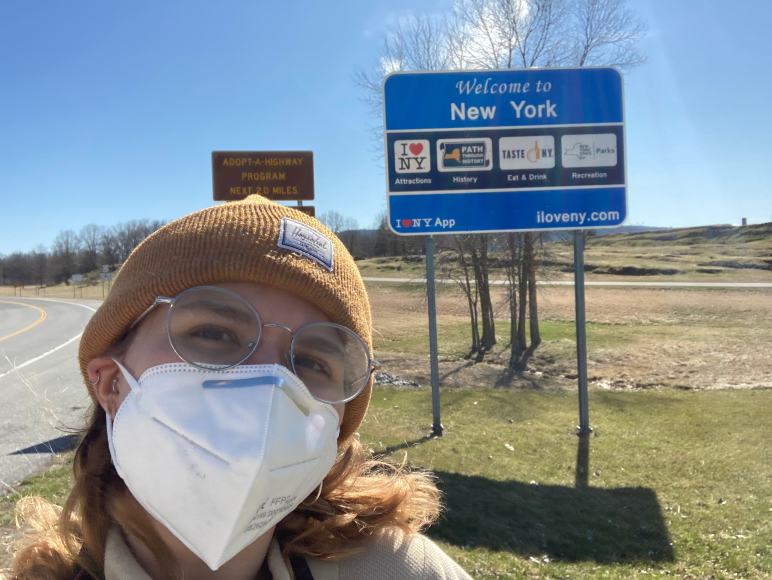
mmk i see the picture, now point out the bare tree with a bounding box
[33,244,48,285]
[114,219,165,262]
[100,227,120,267]
[447,0,572,69]
[319,211,361,256]
[437,235,481,354]
[571,0,647,70]
[355,15,453,154]
[525,233,541,348]
[502,233,523,364]
[318,211,352,235]
[50,230,80,283]
[2,253,33,286]
[357,0,646,364]
[78,223,103,273]
[448,0,645,71]
[0,218,166,288]
[470,235,496,357]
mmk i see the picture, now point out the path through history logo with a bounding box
[436,138,492,172]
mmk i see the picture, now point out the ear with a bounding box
[87,357,124,417]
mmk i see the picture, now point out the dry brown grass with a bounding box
[368,282,772,392]
[0,282,110,300]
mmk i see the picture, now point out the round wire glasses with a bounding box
[130,286,379,404]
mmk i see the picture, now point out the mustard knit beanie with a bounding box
[78,195,372,442]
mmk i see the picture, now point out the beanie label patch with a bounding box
[279,217,334,271]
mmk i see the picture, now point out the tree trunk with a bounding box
[525,232,541,348]
[462,264,480,354]
[517,235,528,350]
[506,233,521,369]
[469,238,484,360]
[454,237,480,354]
[476,235,496,352]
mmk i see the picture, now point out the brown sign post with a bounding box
[292,206,316,218]
[212,151,314,202]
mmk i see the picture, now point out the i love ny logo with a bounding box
[394,139,430,173]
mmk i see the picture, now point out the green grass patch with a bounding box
[374,319,658,361]
[0,455,74,526]
[357,256,426,278]
[3,391,770,578]
[359,387,772,579]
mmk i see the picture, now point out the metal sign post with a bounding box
[425,236,443,436]
[382,67,627,434]
[574,231,591,434]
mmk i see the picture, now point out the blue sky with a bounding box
[1,0,770,254]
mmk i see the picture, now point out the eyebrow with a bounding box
[302,337,346,359]
[175,300,255,324]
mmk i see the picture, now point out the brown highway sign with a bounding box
[290,205,315,218]
[212,151,314,201]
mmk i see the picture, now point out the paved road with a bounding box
[362,277,772,288]
[0,297,99,495]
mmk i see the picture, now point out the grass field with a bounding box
[2,224,771,577]
[2,387,770,579]
[360,387,772,579]
[366,281,772,393]
[0,281,111,300]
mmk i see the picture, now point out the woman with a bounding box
[11,195,471,580]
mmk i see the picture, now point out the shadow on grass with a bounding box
[440,360,476,382]
[379,436,435,458]
[489,345,546,389]
[429,435,674,564]
[492,369,543,390]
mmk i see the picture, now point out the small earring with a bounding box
[111,378,119,394]
[301,483,323,507]
[87,371,101,387]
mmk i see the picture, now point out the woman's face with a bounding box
[103,282,346,423]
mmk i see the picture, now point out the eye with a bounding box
[293,354,331,376]
[189,325,239,345]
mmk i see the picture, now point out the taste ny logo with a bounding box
[394,140,430,173]
[498,136,555,170]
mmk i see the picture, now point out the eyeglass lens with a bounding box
[167,287,370,403]
[290,323,370,404]
[168,287,261,369]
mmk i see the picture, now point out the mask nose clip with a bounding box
[202,376,286,390]
[202,371,311,417]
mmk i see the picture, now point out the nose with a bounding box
[242,324,293,367]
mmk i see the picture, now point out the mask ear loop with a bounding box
[301,483,323,507]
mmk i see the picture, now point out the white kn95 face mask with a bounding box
[107,361,340,570]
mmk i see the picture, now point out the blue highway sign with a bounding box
[383,67,627,235]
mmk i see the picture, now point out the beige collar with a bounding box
[104,527,291,580]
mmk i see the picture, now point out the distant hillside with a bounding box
[342,222,772,252]
[591,225,670,237]
[588,223,772,247]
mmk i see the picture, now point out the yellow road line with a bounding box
[0,301,48,342]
